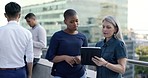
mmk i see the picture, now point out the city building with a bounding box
[97,0,128,35]
[20,0,100,37]
[20,0,134,77]
[20,0,127,43]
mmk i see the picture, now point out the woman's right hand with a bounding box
[92,56,108,66]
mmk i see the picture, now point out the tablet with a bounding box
[80,47,101,66]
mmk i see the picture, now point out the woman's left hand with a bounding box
[92,56,108,66]
[74,56,81,64]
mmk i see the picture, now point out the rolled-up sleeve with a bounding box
[25,35,34,63]
[115,41,127,59]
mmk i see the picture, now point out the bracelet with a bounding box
[104,62,108,67]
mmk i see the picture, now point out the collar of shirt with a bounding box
[103,36,116,47]
[32,24,40,29]
[8,21,18,24]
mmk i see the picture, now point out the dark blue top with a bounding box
[45,30,88,78]
[95,37,127,78]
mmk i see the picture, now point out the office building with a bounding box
[20,0,127,42]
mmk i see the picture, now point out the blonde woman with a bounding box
[92,16,127,78]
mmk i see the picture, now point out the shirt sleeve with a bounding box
[82,35,88,47]
[115,41,127,59]
[45,33,59,61]
[95,42,99,47]
[33,27,47,49]
[25,34,34,63]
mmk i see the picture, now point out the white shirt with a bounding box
[29,24,46,58]
[0,21,34,68]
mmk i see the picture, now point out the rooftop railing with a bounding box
[127,59,148,67]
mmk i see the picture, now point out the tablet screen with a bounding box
[80,47,101,65]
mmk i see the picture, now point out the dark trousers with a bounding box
[33,58,40,67]
[0,67,26,78]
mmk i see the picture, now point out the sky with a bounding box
[0,0,53,26]
[0,0,148,34]
[128,0,148,34]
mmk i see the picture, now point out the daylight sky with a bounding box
[0,0,53,26]
[128,0,148,34]
[0,0,148,34]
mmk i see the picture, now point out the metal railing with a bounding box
[42,48,148,67]
[127,59,148,67]
[42,40,148,78]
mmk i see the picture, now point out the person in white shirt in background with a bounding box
[25,13,47,67]
[0,2,33,78]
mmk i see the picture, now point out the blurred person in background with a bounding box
[25,13,47,67]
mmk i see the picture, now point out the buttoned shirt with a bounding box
[0,21,33,68]
[29,24,46,58]
[95,37,127,78]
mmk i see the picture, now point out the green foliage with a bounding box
[135,46,148,55]
[135,46,148,75]
[135,56,148,74]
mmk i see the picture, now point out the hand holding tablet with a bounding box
[80,47,101,65]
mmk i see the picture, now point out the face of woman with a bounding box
[64,15,79,31]
[102,20,117,40]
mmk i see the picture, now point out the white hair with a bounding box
[102,15,124,41]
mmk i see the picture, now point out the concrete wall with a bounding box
[32,58,96,78]
[32,59,53,78]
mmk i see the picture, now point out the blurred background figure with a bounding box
[25,13,47,67]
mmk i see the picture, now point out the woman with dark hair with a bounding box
[46,9,88,78]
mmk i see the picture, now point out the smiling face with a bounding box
[64,15,79,32]
[102,20,117,41]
